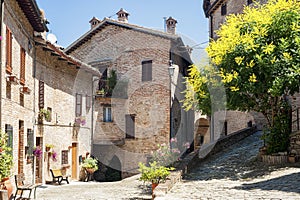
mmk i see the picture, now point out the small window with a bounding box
[6,80,11,99]
[5,124,13,149]
[27,129,34,154]
[221,3,227,16]
[86,95,91,111]
[247,0,253,5]
[103,107,112,122]
[20,93,24,107]
[142,60,152,82]
[125,114,135,139]
[62,150,68,165]
[75,93,82,117]
[46,107,52,122]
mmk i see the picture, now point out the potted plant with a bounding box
[33,146,43,160]
[45,144,54,152]
[96,89,106,97]
[138,161,174,193]
[38,108,51,123]
[0,130,13,199]
[81,157,98,174]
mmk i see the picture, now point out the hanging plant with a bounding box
[75,116,86,126]
[33,146,43,160]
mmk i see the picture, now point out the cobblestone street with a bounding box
[163,131,300,200]
[34,132,300,200]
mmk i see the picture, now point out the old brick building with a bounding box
[65,9,194,179]
[1,0,99,187]
[199,0,268,146]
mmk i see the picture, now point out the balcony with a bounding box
[95,79,128,100]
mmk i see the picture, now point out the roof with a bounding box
[203,0,226,17]
[34,36,100,76]
[64,18,180,54]
[16,0,48,32]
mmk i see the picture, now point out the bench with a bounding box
[50,169,70,184]
[14,173,41,199]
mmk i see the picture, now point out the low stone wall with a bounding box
[261,154,288,165]
[153,126,258,199]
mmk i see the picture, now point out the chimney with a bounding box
[166,17,177,34]
[89,17,101,29]
[117,8,129,23]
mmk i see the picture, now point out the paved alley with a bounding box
[34,132,300,200]
[162,131,300,200]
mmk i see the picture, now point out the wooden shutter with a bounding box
[5,124,13,149]
[20,48,26,85]
[125,114,135,138]
[76,94,82,117]
[39,80,44,109]
[142,60,152,82]
[6,28,12,74]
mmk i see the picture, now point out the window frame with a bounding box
[142,60,152,82]
[75,93,82,117]
[103,106,112,122]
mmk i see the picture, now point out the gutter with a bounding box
[0,0,4,128]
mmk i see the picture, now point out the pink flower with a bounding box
[170,138,177,143]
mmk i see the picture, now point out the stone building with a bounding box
[65,9,194,179]
[198,0,268,147]
[1,0,99,186]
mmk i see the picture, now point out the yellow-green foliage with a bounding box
[184,0,300,118]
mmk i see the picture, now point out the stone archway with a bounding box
[194,118,209,148]
[105,155,122,181]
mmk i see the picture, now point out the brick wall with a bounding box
[69,22,194,176]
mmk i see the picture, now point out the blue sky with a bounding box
[36,0,209,62]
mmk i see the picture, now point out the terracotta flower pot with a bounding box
[1,177,12,199]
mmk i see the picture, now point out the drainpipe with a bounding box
[0,0,4,128]
[91,76,99,155]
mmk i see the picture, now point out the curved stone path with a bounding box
[35,131,300,199]
[162,131,300,200]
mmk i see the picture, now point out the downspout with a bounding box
[0,0,4,128]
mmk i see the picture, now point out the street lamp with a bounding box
[168,60,175,142]
[91,76,100,155]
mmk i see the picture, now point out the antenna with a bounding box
[163,17,167,32]
[47,33,57,44]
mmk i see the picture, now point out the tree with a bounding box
[185,0,300,154]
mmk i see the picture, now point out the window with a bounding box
[39,80,44,109]
[62,150,68,165]
[103,107,112,122]
[247,0,253,5]
[75,93,82,117]
[27,129,34,155]
[20,92,24,107]
[86,95,91,111]
[46,107,52,122]
[6,27,12,74]
[125,114,135,139]
[20,47,26,85]
[142,60,152,82]
[221,3,227,16]
[6,80,11,99]
[5,124,13,149]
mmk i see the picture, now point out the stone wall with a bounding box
[69,22,194,176]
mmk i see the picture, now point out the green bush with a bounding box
[0,130,13,180]
[138,161,174,184]
[81,157,98,171]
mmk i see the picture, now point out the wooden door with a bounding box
[72,143,78,179]
[18,121,24,174]
[35,137,43,183]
